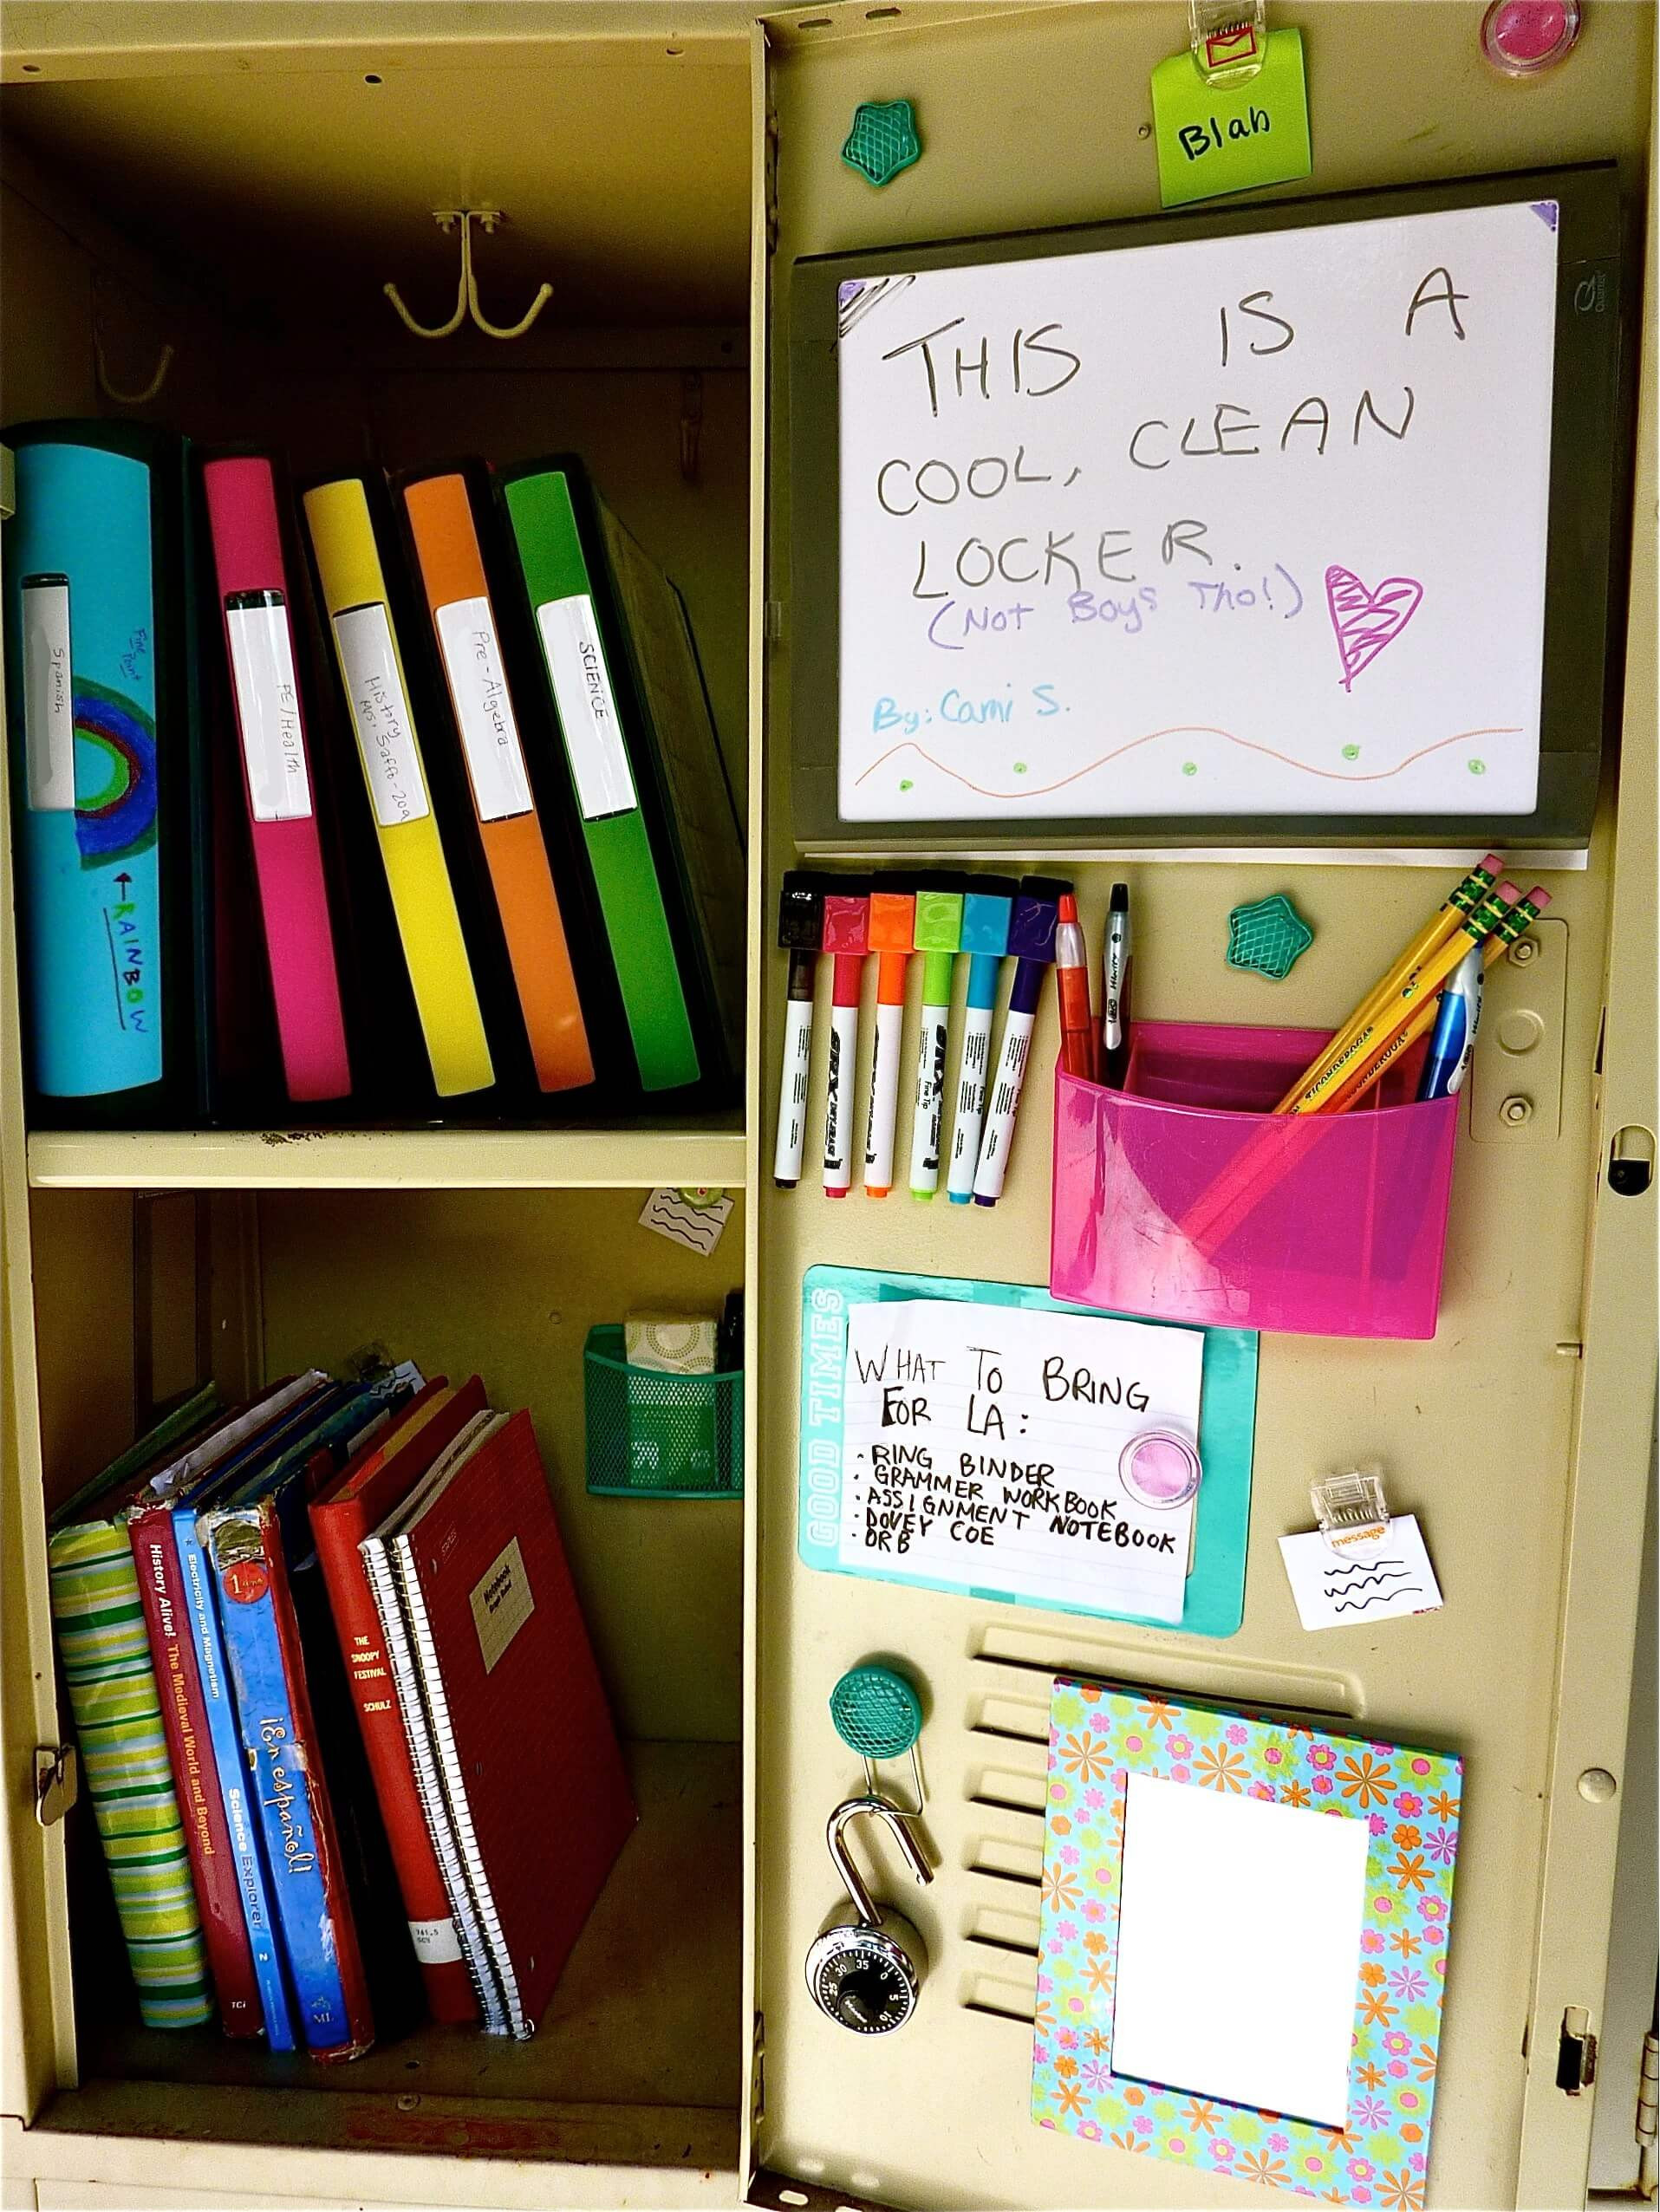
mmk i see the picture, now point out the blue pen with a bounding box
[1417,945,1484,1100]
[947,875,1017,1204]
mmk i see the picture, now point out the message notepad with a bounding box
[798,1266,1259,1636]
[1032,1677,1463,2208]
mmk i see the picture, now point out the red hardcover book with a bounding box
[391,1408,635,2036]
[127,1499,264,2036]
[308,1376,488,2024]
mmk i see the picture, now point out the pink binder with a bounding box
[201,456,351,1103]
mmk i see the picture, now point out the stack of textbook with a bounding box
[47,1369,634,2053]
[3,427,742,1128]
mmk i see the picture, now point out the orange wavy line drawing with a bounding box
[853,725,1521,801]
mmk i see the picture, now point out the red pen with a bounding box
[1055,890,1097,1081]
[820,881,869,1198]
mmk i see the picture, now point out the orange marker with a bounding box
[1054,891,1097,1081]
[863,888,916,1198]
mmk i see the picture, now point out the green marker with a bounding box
[908,875,966,1200]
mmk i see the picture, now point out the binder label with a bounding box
[434,595,534,823]
[408,1914,464,1965]
[225,595,314,822]
[535,593,637,821]
[333,602,432,828]
[22,576,75,812]
[469,1534,535,1675]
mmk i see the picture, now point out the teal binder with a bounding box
[797,1265,1258,1637]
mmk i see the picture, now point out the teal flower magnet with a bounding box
[1226,893,1314,980]
[842,99,921,186]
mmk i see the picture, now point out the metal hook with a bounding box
[94,322,174,407]
[384,209,551,342]
[826,1797,934,1927]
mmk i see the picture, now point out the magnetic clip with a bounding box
[1311,1468,1392,1558]
[1189,0,1268,84]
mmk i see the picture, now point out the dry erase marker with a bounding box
[863,887,916,1199]
[1055,891,1096,1081]
[774,873,828,1188]
[821,880,869,1198]
[909,877,965,1200]
[973,877,1063,1207]
[947,875,1017,1205]
[1102,882,1131,1088]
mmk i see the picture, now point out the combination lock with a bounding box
[804,1795,933,2034]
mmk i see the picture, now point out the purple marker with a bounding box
[972,876,1064,1207]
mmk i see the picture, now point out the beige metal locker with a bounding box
[0,6,1654,2211]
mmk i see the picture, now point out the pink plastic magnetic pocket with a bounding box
[1049,1021,1459,1341]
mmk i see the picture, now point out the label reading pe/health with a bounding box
[225,594,314,823]
[332,602,431,828]
[535,593,637,821]
[22,576,75,812]
[434,595,534,823]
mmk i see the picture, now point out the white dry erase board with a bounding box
[789,166,1623,850]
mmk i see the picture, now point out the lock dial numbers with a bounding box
[806,1926,920,2033]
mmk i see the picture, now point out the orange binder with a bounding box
[400,471,594,1095]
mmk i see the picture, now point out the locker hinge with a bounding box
[1557,2005,1598,2094]
[1637,2027,1657,2145]
[764,104,779,255]
[34,1744,78,1828]
[750,2009,765,2133]
[765,600,785,641]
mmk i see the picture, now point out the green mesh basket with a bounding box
[584,1325,743,1500]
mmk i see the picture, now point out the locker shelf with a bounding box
[25,1118,746,1192]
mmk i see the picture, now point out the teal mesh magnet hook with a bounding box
[830,1662,926,1815]
[1227,892,1315,979]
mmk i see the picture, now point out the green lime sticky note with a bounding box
[1151,28,1312,209]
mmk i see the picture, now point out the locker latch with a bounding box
[1557,2005,1598,2095]
[34,1743,78,1828]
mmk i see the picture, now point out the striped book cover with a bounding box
[47,1516,213,2027]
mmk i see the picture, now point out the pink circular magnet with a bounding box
[1481,0,1582,76]
[1118,1430,1203,1510]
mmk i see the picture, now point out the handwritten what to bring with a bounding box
[836,197,1559,820]
[838,1300,1206,1625]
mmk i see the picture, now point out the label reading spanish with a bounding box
[434,595,533,822]
[332,601,431,827]
[469,1534,535,1675]
[22,576,75,812]
[225,594,314,822]
[535,593,637,821]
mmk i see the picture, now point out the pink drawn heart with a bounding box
[1325,565,1424,692]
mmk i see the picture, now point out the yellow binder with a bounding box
[302,478,494,1099]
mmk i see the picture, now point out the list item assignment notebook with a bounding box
[397,465,595,1097]
[387,1406,635,2037]
[301,474,494,1099]
[199,452,352,1104]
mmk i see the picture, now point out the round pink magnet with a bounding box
[1118,1430,1203,1510]
[1481,0,1581,76]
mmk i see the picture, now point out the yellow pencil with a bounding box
[1318,888,1551,1115]
[1272,854,1505,1113]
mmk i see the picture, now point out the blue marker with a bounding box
[947,875,1016,1204]
[1417,945,1484,1100]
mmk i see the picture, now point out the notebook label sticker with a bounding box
[534,593,637,820]
[225,595,314,822]
[434,595,534,823]
[21,576,75,811]
[408,1915,464,1965]
[469,1535,535,1675]
[332,602,431,827]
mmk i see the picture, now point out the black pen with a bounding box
[1101,883,1132,1088]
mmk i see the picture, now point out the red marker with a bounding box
[1054,891,1097,1081]
[820,881,869,1198]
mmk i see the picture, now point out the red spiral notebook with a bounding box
[387,1407,635,2037]
[308,1375,489,2026]
[199,453,352,1103]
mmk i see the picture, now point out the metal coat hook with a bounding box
[93,320,175,407]
[384,209,552,342]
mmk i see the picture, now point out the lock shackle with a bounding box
[826,1794,934,1926]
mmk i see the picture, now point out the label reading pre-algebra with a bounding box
[433,595,533,823]
[332,601,431,828]
[21,575,75,812]
[534,593,637,822]
[225,591,314,823]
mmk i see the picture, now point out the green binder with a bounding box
[498,463,725,1096]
